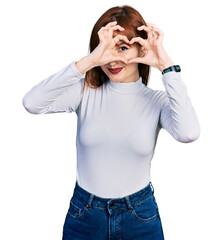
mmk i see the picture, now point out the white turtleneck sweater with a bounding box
[22,61,200,198]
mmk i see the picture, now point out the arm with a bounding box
[127,22,200,142]
[22,56,94,114]
[159,71,201,143]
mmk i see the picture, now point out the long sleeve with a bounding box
[158,71,200,143]
[22,61,85,114]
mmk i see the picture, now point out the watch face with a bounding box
[175,65,181,71]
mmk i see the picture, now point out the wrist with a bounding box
[158,61,175,72]
[75,55,96,74]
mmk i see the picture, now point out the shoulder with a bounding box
[141,84,167,104]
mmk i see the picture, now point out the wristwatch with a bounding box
[162,65,181,75]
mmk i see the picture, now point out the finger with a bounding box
[113,34,130,45]
[154,31,158,40]
[137,25,153,39]
[147,23,164,35]
[105,21,117,28]
[108,25,125,38]
[98,26,107,34]
[155,27,164,42]
[146,22,158,34]
[98,24,125,41]
[148,24,158,39]
[99,21,118,33]
[108,25,124,33]
[146,22,164,41]
[129,37,145,46]
[128,57,147,64]
[151,27,164,42]
[146,22,157,29]
[113,56,128,65]
[137,24,152,36]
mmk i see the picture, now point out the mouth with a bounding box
[108,67,123,74]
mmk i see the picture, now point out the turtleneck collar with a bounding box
[107,76,144,94]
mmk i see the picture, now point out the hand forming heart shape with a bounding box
[127,22,174,71]
[90,21,174,72]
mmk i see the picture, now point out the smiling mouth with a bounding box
[108,67,123,74]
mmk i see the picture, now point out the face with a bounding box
[100,36,143,83]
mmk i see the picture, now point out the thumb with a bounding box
[113,56,128,65]
[128,57,142,64]
[128,57,148,64]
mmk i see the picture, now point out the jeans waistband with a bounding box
[71,180,155,210]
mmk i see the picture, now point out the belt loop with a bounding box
[150,181,154,194]
[86,194,94,210]
[125,196,133,210]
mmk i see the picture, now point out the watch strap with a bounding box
[162,65,181,75]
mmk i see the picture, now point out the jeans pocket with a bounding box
[67,194,88,221]
[131,193,159,223]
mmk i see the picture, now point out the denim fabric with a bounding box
[62,180,165,239]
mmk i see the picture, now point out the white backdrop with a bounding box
[1,0,222,239]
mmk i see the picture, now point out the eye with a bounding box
[119,46,129,51]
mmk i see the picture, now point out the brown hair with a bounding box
[82,5,150,94]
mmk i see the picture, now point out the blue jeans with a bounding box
[62,180,165,239]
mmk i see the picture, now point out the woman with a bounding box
[22,5,200,240]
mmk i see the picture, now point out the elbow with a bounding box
[22,95,39,114]
[175,127,201,143]
[183,131,200,143]
[186,122,201,143]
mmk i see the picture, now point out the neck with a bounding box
[107,76,144,94]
